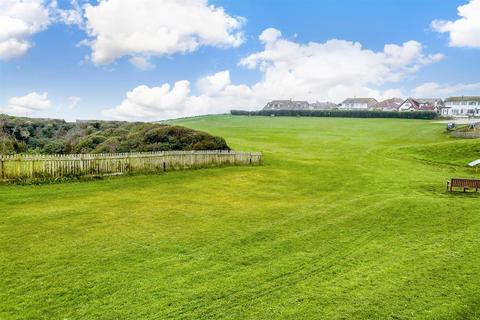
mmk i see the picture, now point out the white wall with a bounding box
[444,101,480,117]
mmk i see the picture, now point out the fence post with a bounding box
[0,151,260,180]
[0,158,4,180]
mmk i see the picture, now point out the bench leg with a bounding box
[464,188,467,193]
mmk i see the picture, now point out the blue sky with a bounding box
[1,0,480,121]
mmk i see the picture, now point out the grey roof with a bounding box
[415,98,443,104]
[310,101,337,109]
[445,96,480,102]
[403,98,444,109]
[374,98,404,109]
[341,98,378,105]
[263,100,310,110]
[267,100,309,104]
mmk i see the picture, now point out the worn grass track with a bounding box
[1,115,480,319]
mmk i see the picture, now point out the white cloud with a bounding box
[83,0,245,65]
[412,82,480,97]
[197,70,231,95]
[103,28,444,121]
[239,29,443,102]
[103,81,192,120]
[129,56,155,70]
[67,96,81,109]
[103,70,259,121]
[49,0,84,26]
[0,0,50,60]
[432,0,480,48]
[2,92,52,116]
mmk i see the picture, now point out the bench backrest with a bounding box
[451,178,480,188]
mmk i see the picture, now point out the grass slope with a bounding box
[2,116,480,319]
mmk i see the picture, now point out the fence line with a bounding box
[450,131,480,139]
[0,150,262,181]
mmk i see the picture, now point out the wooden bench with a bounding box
[447,178,480,192]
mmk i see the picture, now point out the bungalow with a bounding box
[309,101,338,110]
[398,98,443,113]
[340,98,378,110]
[263,100,310,110]
[442,96,480,117]
[372,98,404,111]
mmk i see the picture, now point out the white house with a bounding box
[398,98,443,113]
[442,96,480,117]
[263,100,310,110]
[372,98,404,111]
[340,98,378,110]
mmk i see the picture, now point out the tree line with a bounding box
[0,114,229,155]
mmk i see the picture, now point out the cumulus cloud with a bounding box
[103,70,259,121]
[240,29,443,102]
[82,0,245,65]
[412,82,480,97]
[103,81,192,120]
[67,96,81,109]
[1,92,52,116]
[0,0,50,60]
[103,28,444,121]
[129,56,155,70]
[49,0,84,26]
[197,70,231,95]
[432,0,480,48]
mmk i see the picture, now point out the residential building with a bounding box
[340,98,378,110]
[309,101,338,110]
[398,98,443,113]
[442,96,480,117]
[263,100,310,110]
[372,98,404,111]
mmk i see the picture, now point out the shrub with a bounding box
[231,109,439,120]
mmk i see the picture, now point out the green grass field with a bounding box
[2,116,480,319]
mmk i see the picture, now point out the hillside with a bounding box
[0,114,229,154]
[2,116,480,318]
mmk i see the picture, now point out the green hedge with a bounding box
[231,109,439,120]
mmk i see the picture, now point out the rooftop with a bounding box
[445,96,480,102]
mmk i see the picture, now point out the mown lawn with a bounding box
[1,116,480,319]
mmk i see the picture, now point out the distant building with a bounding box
[442,96,480,117]
[263,100,310,110]
[309,101,338,110]
[340,98,378,110]
[372,98,404,111]
[398,98,443,113]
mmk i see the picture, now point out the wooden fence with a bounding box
[0,150,262,181]
[450,131,480,139]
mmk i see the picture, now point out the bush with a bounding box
[230,109,439,120]
[43,140,68,154]
[0,114,230,154]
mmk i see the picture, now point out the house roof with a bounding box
[415,98,443,105]
[374,98,403,109]
[445,96,480,103]
[341,98,378,105]
[401,97,442,110]
[268,100,308,104]
[310,101,337,108]
[419,105,435,111]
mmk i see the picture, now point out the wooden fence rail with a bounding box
[450,131,480,139]
[0,150,262,181]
